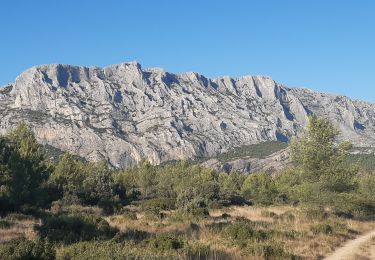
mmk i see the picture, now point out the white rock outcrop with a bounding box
[1,61,374,168]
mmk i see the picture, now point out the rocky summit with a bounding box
[1,61,375,168]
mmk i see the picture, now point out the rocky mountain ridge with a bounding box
[1,61,375,168]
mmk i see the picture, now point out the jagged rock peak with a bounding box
[1,61,375,169]
[12,61,281,93]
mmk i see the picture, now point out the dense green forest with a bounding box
[0,117,374,259]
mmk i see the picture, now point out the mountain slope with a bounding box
[1,61,375,167]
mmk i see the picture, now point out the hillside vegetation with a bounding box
[216,141,288,162]
[0,116,374,259]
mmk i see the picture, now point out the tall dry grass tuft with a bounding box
[0,215,39,243]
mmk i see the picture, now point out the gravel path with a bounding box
[324,230,375,260]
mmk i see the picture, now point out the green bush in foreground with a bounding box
[0,123,51,214]
[0,237,55,260]
[57,239,221,260]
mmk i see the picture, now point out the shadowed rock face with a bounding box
[1,61,375,168]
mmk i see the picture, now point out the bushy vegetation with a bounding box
[0,118,374,259]
[275,115,375,217]
[35,214,118,244]
[241,172,278,205]
[347,153,375,172]
[221,219,269,242]
[217,218,299,258]
[243,241,296,259]
[310,221,350,236]
[0,237,55,260]
[0,123,51,214]
[55,238,223,260]
[114,161,247,214]
[48,153,124,215]
[217,141,288,162]
[3,118,372,219]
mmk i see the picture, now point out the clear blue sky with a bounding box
[1,0,374,101]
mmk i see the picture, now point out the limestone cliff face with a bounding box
[1,61,374,167]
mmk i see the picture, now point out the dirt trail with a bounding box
[324,229,375,260]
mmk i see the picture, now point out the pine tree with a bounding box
[0,123,51,212]
[289,115,357,210]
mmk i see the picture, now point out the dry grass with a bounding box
[106,215,161,234]
[0,215,39,244]
[210,205,293,222]
[211,206,375,259]
[105,209,244,258]
[50,203,103,216]
[226,205,372,259]
[5,205,369,259]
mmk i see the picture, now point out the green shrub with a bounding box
[221,220,270,245]
[310,223,334,235]
[302,208,329,221]
[331,222,349,234]
[35,214,118,244]
[57,239,214,260]
[186,206,209,217]
[311,221,350,236]
[146,234,184,250]
[347,153,375,172]
[176,182,220,211]
[218,171,246,205]
[116,162,224,211]
[0,237,55,260]
[289,116,359,214]
[221,221,255,241]
[241,173,279,205]
[243,241,294,259]
[48,154,121,211]
[332,192,375,218]
[0,124,52,214]
[56,240,164,260]
[112,229,150,242]
[141,198,176,211]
